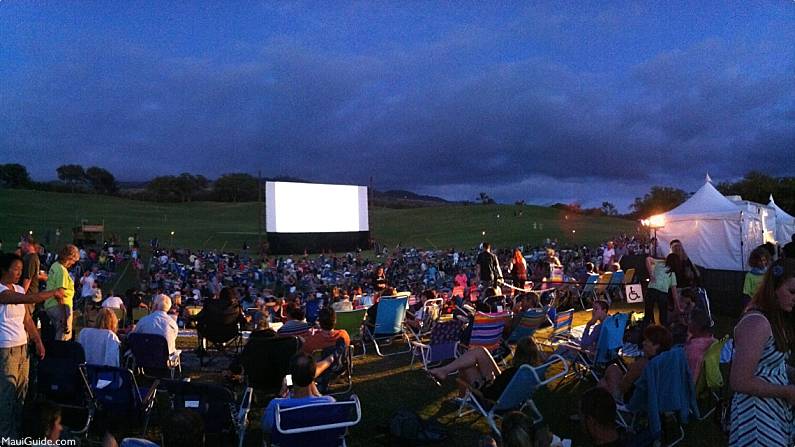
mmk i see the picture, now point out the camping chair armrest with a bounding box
[169,350,182,365]
[275,395,362,434]
[410,341,430,349]
[537,354,570,386]
[456,377,493,407]
[236,387,254,430]
[143,379,160,407]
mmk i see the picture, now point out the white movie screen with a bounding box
[266,181,369,233]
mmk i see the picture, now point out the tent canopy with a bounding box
[769,195,795,245]
[652,179,762,272]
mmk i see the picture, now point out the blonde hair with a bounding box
[96,308,118,332]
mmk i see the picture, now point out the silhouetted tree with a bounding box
[214,173,258,202]
[85,166,118,194]
[56,164,86,192]
[0,164,31,188]
[630,186,688,218]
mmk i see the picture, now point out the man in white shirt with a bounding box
[101,293,125,310]
[79,271,95,301]
[132,294,178,354]
[601,241,616,272]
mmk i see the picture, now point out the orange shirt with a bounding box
[301,328,351,354]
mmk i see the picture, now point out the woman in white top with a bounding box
[0,253,65,437]
[78,308,121,367]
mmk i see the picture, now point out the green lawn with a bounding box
[0,189,636,252]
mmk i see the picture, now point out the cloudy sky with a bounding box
[2,1,793,210]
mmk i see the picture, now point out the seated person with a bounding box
[261,353,336,436]
[556,299,609,358]
[579,387,625,446]
[331,294,353,312]
[23,400,63,443]
[364,287,397,332]
[501,411,556,447]
[277,301,310,337]
[101,291,125,312]
[78,308,121,367]
[301,308,350,354]
[684,308,716,383]
[427,336,541,399]
[195,287,248,349]
[131,294,178,355]
[600,324,672,403]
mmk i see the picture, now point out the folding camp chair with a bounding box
[164,381,253,447]
[127,332,182,379]
[405,297,444,342]
[305,297,324,326]
[623,268,636,286]
[131,307,149,324]
[457,355,569,436]
[563,313,629,384]
[410,318,464,370]
[197,318,243,366]
[507,308,547,344]
[335,308,367,357]
[36,341,95,435]
[240,335,300,395]
[84,365,159,436]
[110,307,126,326]
[593,272,613,301]
[576,274,599,309]
[537,308,575,348]
[695,336,729,421]
[622,346,699,446]
[363,296,412,356]
[606,271,625,304]
[460,311,512,363]
[270,395,362,447]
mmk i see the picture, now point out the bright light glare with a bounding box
[266,182,368,233]
[648,215,666,228]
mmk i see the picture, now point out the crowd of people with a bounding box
[0,230,793,446]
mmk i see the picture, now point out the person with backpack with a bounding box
[644,253,682,327]
[475,243,502,288]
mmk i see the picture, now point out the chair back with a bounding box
[111,307,126,324]
[698,336,729,392]
[373,296,408,336]
[550,309,574,341]
[468,312,510,350]
[127,333,170,370]
[335,308,366,340]
[508,308,547,343]
[594,272,613,293]
[305,298,324,326]
[608,271,624,289]
[166,381,236,435]
[594,313,629,364]
[428,319,464,363]
[581,274,599,293]
[84,365,141,414]
[131,308,149,323]
[359,295,374,307]
[38,341,90,406]
[622,268,635,285]
[241,335,300,393]
[493,364,547,413]
[451,286,466,299]
[272,395,361,447]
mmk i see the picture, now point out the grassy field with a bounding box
[0,189,636,252]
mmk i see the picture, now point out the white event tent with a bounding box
[769,195,795,245]
[653,178,764,272]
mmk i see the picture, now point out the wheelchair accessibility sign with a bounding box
[625,284,644,303]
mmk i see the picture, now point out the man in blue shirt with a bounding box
[261,352,336,435]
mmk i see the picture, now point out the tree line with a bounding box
[0,164,792,213]
[0,163,260,202]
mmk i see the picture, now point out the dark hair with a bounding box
[585,262,595,272]
[750,258,795,351]
[219,286,239,305]
[748,247,770,269]
[318,307,336,331]
[580,387,616,428]
[290,352,317,387]
[162,409,205,447]
[669,322,688,346]
[500,411,535,447]
[512,336,540,367]
[644,324,673,354]
[689,308,712,334]
[664,253,681,275]
[483,242,492,250]
[593,299,610,312]
[286,302,305,321]
[0,253,23,275]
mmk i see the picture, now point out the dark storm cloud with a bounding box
[2,7,793,209]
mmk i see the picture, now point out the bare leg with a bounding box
[600,364,624,401]
[429,347,500,382]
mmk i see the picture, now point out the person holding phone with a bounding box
[260,352,336,436]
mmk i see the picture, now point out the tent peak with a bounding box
[705,173,712,183]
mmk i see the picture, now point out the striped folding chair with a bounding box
[462,311,511,362]
[539,308,575,348]
[507,308,548,344]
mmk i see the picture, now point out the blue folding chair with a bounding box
[36,341,95,434]
[84,365,159,436]
[561,313,629,384]
[271,395,361,447]
[305,297,324,326]
[578,274,599,309]
[410,318,464,370]
[507,308,547,344]
[538,308,575,348]
[606,270,625,304]
[457,355,569,436]
[126,332,181,379]
[363,296,412,356]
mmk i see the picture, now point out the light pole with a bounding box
[170,231,175,251]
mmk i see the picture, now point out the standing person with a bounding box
[509,248,528,290]
[44,245,80,341]
[742,247,770,310]
[729,259,795,447]
[476,243,502,288]
[601,241,616,272]
[0,253,65,437]
[18,237,47,314]
[669,240,701,289]
[643,253,682,327]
